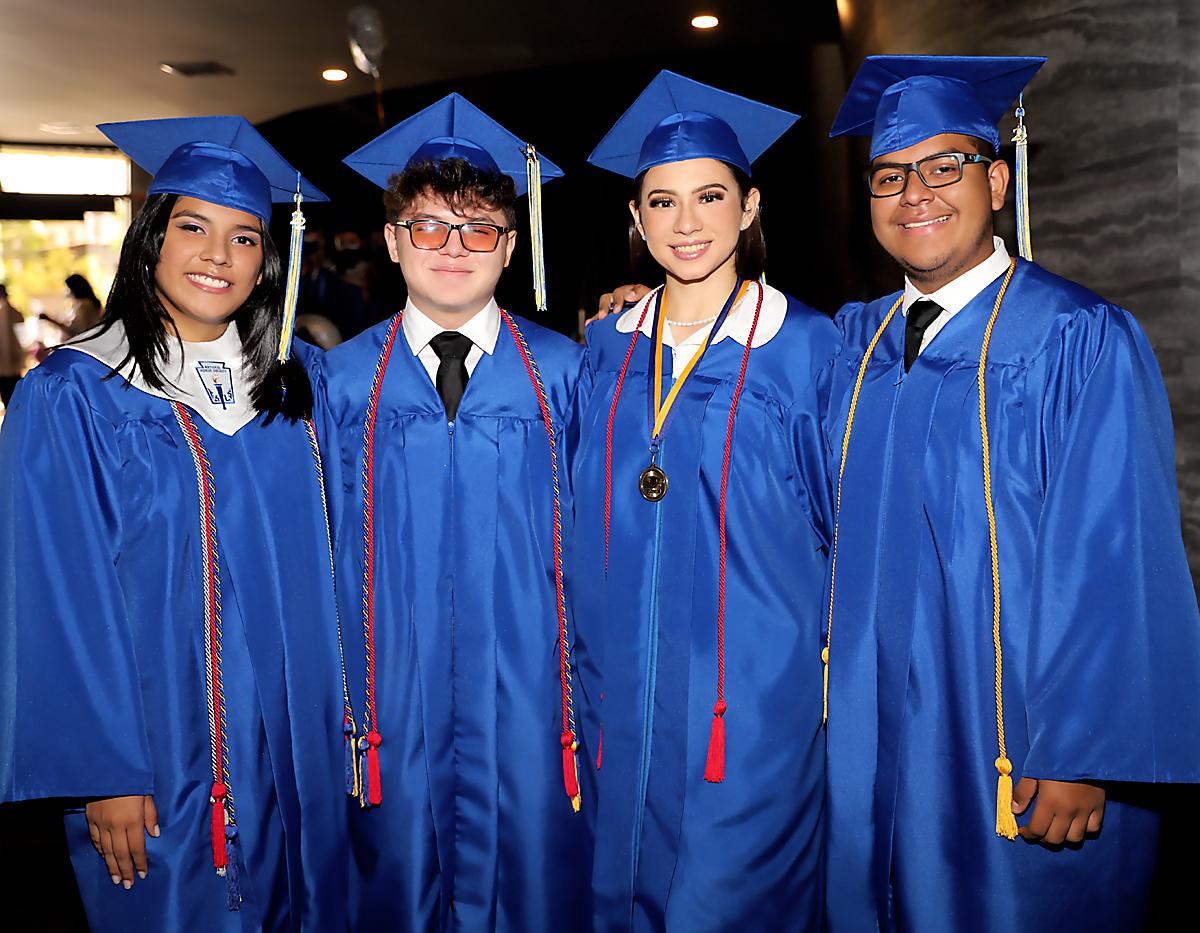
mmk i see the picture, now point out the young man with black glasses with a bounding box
[823,54,1200,932]
[317,95,590,932]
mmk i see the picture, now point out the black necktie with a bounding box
[429,331,473,421]
[904,298,943,372]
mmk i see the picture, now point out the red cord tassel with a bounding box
[704,701,728,784]
[365,731,382,806]
[595,725,603,771]
[210,782,229,869]
[561,732,581,811]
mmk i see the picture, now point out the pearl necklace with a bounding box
[665,312,719,327]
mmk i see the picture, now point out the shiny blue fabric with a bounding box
[824,259,1200,932]
[570,298,839,932]
[149,142,275,222]
[0,344,348,932]
[636,112,751,177]
[410,138,502,176]
[317,313,591,931]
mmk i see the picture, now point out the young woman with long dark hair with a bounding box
[571,73,840,930]
[0,117,347,931]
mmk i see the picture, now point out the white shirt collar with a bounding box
[615,280,786,349]
[63,319,256,435]
[402,297,501,357]
[902,236,1010,316]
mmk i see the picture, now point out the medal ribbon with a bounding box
[647,279,750,449]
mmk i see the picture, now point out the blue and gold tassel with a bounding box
[277,173,306,362]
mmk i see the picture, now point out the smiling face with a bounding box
[154,196,264,341]
[869,133,1009,293]
[385,191,516,326]
[630,158,759,286]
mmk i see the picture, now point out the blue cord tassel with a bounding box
[358,734,371,806]
[344,721,357,795]
[224,824,243,911]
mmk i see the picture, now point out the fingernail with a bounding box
[123,879,133,890]
[152,825,160,837]
[138,871,147,880]
[111,875,121,885]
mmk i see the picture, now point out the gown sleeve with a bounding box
[786,348,840,552]
[0,368,154,801]
[1019,304,1200,782]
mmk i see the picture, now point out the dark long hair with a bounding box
[65,273,102,308]
[96,193,312,422]
[629,162,766,281]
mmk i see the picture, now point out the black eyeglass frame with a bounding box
[391,219,514,252]
[864,151,996,198]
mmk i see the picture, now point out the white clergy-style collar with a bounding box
[902,236,1011,317]
[65,319,257,436]
[615,279,786,349]
[402,297,501,357]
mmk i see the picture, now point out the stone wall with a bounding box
[836,0,1200,584]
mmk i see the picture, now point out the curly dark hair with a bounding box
[383,157,518,228]
[89,193,312,423]
[630,162,766,281]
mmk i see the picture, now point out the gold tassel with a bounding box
[525,145,548,312]
[821,646,830,724]
[994,757,1018,839]
[1011,94,1033,262]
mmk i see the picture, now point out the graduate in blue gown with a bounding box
[0,118,348,931]
[320,96,590,931]
[575,72,840,931]
[822,56,1200,931]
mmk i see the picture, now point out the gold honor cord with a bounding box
[651,281,751,439]
[823,258,1019,841]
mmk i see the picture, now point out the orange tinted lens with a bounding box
[459,224,501,251]
[409,221,449,249]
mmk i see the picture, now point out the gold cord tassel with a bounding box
[525,145,548,312]
[1012,95,1033,262]
[995,756,1018,839]
[277,181,305,362]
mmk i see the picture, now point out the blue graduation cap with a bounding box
[587,70,800,178]
[343,93,563,310]
[99,115,327,362]
[98,115,327,222]
[341,93,563,197]
[828,55,1045,161]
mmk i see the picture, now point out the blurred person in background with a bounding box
[0,284,24,405]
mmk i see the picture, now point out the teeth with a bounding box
[188,273,231,288]
[902,216,950,229]
[672,243,708,255]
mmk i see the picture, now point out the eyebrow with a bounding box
[171,208,261,233]
[645,183,730,197]
[870,149,960,167]
[409,211,497,224]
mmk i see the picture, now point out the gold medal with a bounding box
[638,463,668,502]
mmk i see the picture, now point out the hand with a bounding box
[589,284,651,326]
[1012,777,1105,846]
[85,794,159,888]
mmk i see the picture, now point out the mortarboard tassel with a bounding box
[525,145,548,312]
[223,824,243,911]
[277,175,306,363]
[1012,95,1033,262]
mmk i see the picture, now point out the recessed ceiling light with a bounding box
[691,14,719,29]
[322,68,349,82]
[37,122,82,136]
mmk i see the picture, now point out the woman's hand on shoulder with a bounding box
[590,285,652,326]
[85,794,159,888]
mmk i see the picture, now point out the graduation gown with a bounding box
[318,309,591,932]
[570,284,839,932]
[823,258,1200,932]
[0,329,349,932]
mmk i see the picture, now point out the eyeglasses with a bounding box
[866,151,995,198]
[392,219,512,252]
